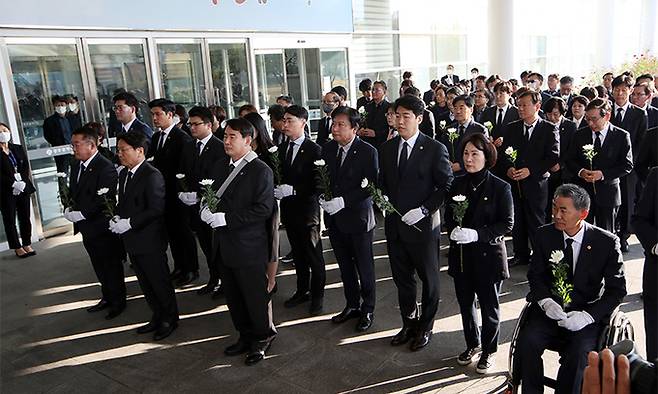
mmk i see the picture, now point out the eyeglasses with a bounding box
[186,121,207,127]
[112,105,129,111]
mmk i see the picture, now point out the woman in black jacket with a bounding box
[445,132,514,374]
[0,123,37,258]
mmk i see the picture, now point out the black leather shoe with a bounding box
[331,307,361,324]
[87,300,109,313]
[391,325,416,346]
[245,337,275,366]
[620,238,629,253]
[280,252,294,264]
[309,298,324,316]
[105,304,126,320]
[283,291,310,308]
[174,271,198,287]
[169,269,183,280]
[211,285,225,300]
[136,321,158,334]
[224,339,250,356]
[509,257,529,267]
[410,330,432,351]
[197,282,218,295]
[356,312,373,332]
[153,321,178,341]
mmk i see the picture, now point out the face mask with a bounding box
[322,103,335,114]
[55,106,68,115]
[0,131,10,143]
[68,103,79,112]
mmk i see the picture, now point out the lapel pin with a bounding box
[484,197,488,201]
[587,245,592,250]
[300,149,304,154]
[420,146,424,150]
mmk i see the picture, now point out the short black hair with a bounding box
[445,86,464,97]
[238,104,257,116]
[393,95,424,117]
[571,95,590,108]
[452,94,474,108]
[148,98,176,114]
[402,71,413,79]
[460,132,497,168]
[636,73,654,82]
[243,112,274,155]
[612,75,635,89]
[602,72,614,78]
[493,81,512,94]
[403,86,422,97]
[267,104,286,121]
[188,106,214,124]
[117,131,148,151]
[517,88,542,104]
[51,95,67,105]
[585,98,611,117]
[527,72,544,83]
[285,105,308,121]
[65,94,79,102]
[276,95,294,105]
[475,75,487,82]
[579,87,598,101]
[543,97,567,115]
[429,79,440,89]
[594,85,608,98]
[225,117,255,139]
[373,80,387,91]
[470,67,479,73]
[559,75,574,85]
[112,91,139,109]
[331,106,360,128]
[175,104,188,120]
[72,126,98,146]
[330,85,348,101]
[358,78,372,92]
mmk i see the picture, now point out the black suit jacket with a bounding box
[315,116,332,146]
[631,167,657,266]
[419,108,435,138]
[566,124,633,207]
[611,103,647,160]
[321,137,378,234]
[210,156,274,268]
[279,138,322,227]
[43,113,72,146]
[362,100,391,150]
[118,118,154,149]
[429,105,450,137]
[500,119,560,197]
[116,162,167,255]
[149,126,193,203]
[557,118,578,182]
[70,153,118,240]
[444,171,514,281]
[440,74,460,86]
[0,143,36,202]
[569,116,588,131]
[379,132,453,242]
[636,126,658,182]
[177,135,227,194]
[644,105,658,129]
[422,89,434,106]
[526,222,626,323]
[479,105,520,139]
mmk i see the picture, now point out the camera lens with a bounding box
[607,340,656,394]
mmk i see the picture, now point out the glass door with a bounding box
[87,39,151,139]
[157,40,207,109]
[208,42,251,118]
[320,49,349,95]
[7,39,86,231]
[255,50,287,110]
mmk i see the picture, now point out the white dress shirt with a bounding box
[287,134,306,163]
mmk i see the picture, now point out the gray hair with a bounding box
[554,183,591,211]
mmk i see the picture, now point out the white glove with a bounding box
[63,207,85,223]
[274,184,294,200]
[652,243,657,256]
[12,180,26,195]
[200,206,213,223]
[450,227,479,244]
[320,197,345,215]
[178,192,198,206]
[401,207,425,226]
[538,298,568,321]
[209,212,226,228]
[109,218,131,234]
[557,310,595,331]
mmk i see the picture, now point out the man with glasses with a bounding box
[359,80,391,150]
[177,106,227,298]
[566,98,633,232]
[631,82,658,129]
[112,92,153,148]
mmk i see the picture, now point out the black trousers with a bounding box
[165,202,198,274]
[82,236,126,308]
[618,172,638,237]
[195,225,220,285]
[387,238,440,333]
[454,276,502,354]
[512,183,547,261]
[585,203,617,233]
[130,251,179,325]
[517,305,599,394]
[0,192,32,249]
[220,262,276,342]
[644,258,657,361]
[329,227,376,313]
[286,222,326,300]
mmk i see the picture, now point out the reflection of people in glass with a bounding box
[66,94,82,131]
[43,95,73,175]
[0,123,36,258]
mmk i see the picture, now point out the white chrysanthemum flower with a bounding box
[439,120,446,128]
[175,173,186,179]
[314,159,325,166]
[199,179,214,186]
[549,250,565,264]
[268,146,278,153]
[56,172,67,178]
[452,194,467,202]
[358,107,366,114]
[447,127,457,134]
[97,188,109,196]
[484,121,493,128]
[582,144,595,151]
[220,120,228,129]
[383,195,389,202]
[361,178,369,188]
[505,147,515,155]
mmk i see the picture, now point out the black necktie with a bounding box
[158,133,166,151]
[398,141,408,176]
[615,108,623,124]
[228,163,235,175]
[197,141,203,156]
[336,147,344,169]
[524,124,531,141]
[594,131,602,153]
[459,125,465,135]
[497,108,503,126]
[77,163,86,182]
[286,141,295,166]
[564,238,575,283]
[124,171,133,194]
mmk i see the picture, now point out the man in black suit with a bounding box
[543,73,560,97]
[315,91,340,146]
[147,99,198,287]
[500,88,560,266]
[631,82,658,129]
[200,118,276,366]
[526,72,553,105]
[320,106,379,332]
[631,166,657,361]
[566,99,633,233]
[111,132,179,341]
[112,91,153,148]
[559,76,575,110]
[380,95,453,351]
[434,86,463,132]
[358,80,391,150]
[480,82,520,177]
[423,80,439,106]
[440,64,459,86]
[609,75,647,251]
[357,79,372,111]
[517,184,626,393]
[177,106,228,297]
[43,95,73,176]
[403,86,435,138]
[277,105,326,315]
[439,94,488,177]
[63,127,126,319]
[636,126,657,184]
[65,95,83,131]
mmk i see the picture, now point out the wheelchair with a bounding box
[504,302,635,393]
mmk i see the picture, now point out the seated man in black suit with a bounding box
[517,184,626,393]
[64,126,126,319]
[379,95,453,351]
[315,91,340,146]
[320,106,379,332]
[112,91,153,148]
[147,99,198,287]
[500,88,560,266]
[200,118,276,366]
[111,132,179,341]
[566,99,633,233]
